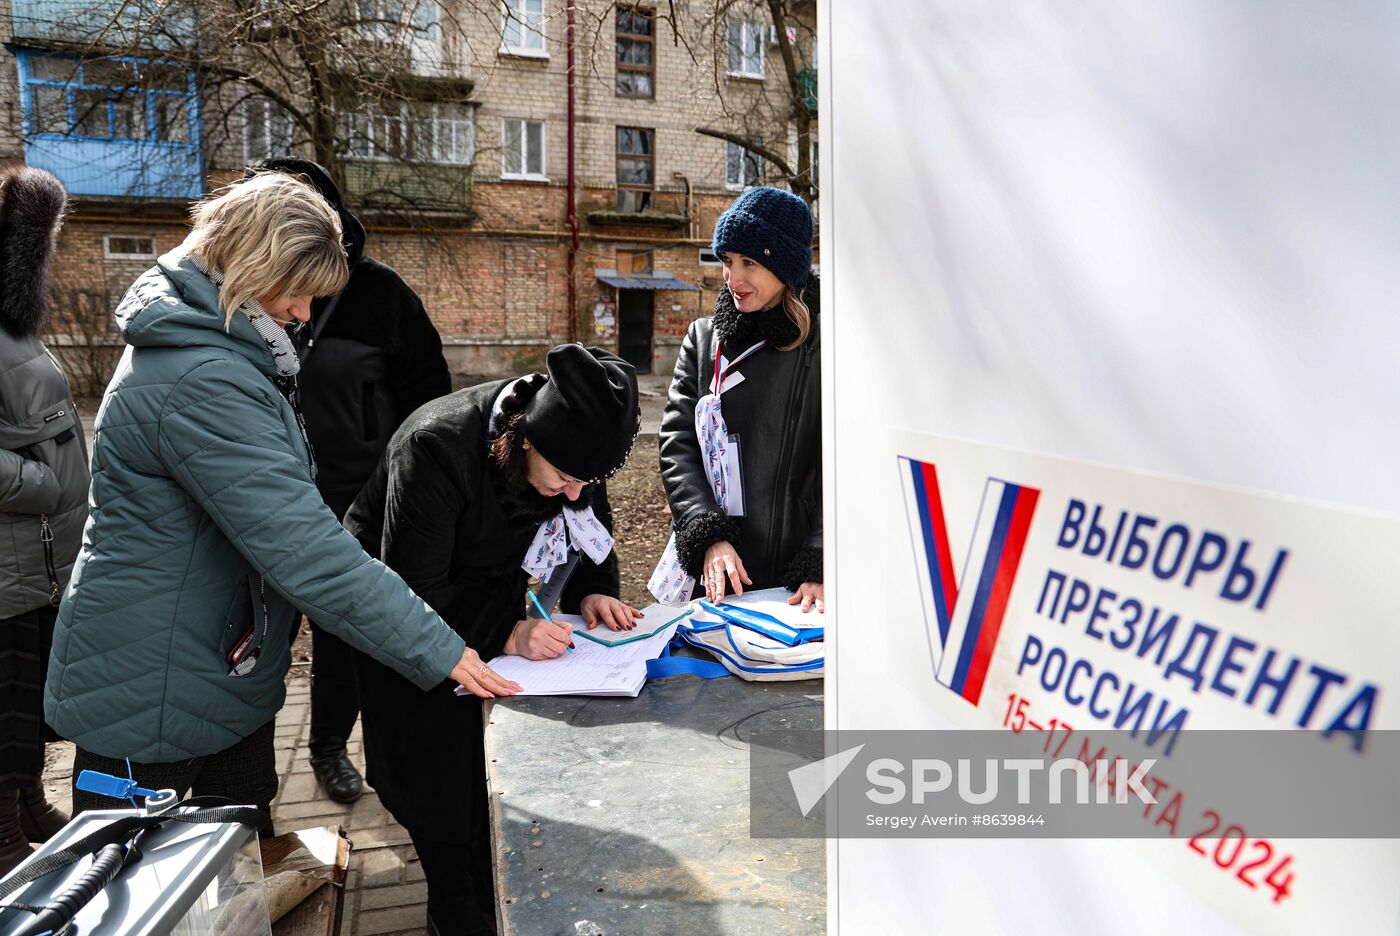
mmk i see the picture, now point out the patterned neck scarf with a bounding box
[186,251,302,379]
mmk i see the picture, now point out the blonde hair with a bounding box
[185,172,348,327]
[778,287,811,350]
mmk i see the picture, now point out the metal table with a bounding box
[485,676,825,935]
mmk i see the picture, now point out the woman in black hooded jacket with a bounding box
[257,157,452,805]
[655,186,823,611]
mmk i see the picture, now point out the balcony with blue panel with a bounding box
[11,0,195,49]
[15,51,204,199]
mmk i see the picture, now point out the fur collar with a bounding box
[711,272,820,352]
[0,167,66,337]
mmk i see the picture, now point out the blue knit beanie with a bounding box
[711,187,813,289]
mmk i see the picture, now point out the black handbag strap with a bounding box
[308,289,344,347]
[297,266,354,363]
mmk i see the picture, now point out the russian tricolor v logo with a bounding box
[899,458,1040,706]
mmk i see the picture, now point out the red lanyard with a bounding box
[713,340,766,393]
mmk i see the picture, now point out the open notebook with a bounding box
[458,604,691,698]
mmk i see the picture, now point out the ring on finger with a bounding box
[479,663,489,675]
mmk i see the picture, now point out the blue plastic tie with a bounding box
[75,769,161,803]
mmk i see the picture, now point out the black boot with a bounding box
[309,748,363,804]
[0,791,33,878]
[18,786,69,843]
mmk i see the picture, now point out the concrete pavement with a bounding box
[637,371,670,434]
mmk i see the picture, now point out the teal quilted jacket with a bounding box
[46,247,466,761]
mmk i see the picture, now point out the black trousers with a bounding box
[0,605,56,791]
[70,720,278,837]
[307,622,360,759]
[354,647,497,934]
[412,832,498,936]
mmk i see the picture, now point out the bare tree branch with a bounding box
[687,0,816,205]
[694,125,792,177]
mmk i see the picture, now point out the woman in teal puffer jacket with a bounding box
[45,173,518,832]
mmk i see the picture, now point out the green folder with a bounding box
[570,605,693,647]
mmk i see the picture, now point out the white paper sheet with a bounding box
[459,618,682,698]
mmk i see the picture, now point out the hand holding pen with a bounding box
[503,589,576,660]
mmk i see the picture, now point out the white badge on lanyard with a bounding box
[648,340,765,603]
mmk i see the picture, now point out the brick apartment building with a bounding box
[0,0,816,387]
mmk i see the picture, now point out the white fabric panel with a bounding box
[824,2,1400,933]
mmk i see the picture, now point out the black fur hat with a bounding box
[0,166,67,337]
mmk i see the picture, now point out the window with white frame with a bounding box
[698,248,721,266]
[343,106,406,159]
[356,0,443,70]
[243,96,294,163]
[419,103,474,163]
[726,20,764,78]
[103,234,157,259]
[725,140,762,189]
[502,0,545,54]
[340,101,473,164]
[501,118,545,178]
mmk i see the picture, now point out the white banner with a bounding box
[883,429,1399,933]
[824,2,1400,932]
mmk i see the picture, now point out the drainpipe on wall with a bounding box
[672,171,693,240]
[566,0,579,345]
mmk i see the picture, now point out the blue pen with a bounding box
[527,588,574,653]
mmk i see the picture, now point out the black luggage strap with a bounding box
[0,797,264,905]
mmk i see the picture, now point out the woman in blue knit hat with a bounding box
[652,186,823,612]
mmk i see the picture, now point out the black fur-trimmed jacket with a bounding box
[659,274,822,593]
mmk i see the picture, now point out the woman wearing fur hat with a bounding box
[45,173,518,838]
[343,344,642,936]
[653,186,823,611]
[0,166,88,874]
